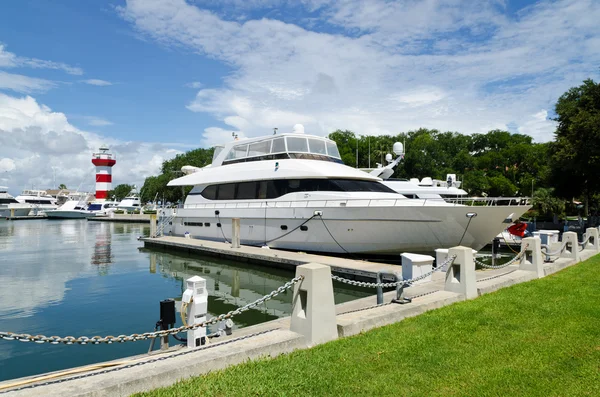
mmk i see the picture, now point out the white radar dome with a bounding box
[385,153,393,163]
[292,124,305,134]
[392,142,404,156]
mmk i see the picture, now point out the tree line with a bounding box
[136,79,599,221]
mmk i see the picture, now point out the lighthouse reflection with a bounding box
[91,221,113,274]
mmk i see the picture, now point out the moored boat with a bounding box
[165,125,531,255]
[0,186,33,217]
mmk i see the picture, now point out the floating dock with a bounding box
[142,236,400,280]
[88,214,152,223]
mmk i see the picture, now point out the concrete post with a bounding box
[560,231,580,261]
[149,214,157,237]
[584,227,599,251]
[445,246,477,299]
[290,263,337,347]
[519,237,544,278]
[10,208,15,218]
[401,253,434,284]
[231,218,241,249]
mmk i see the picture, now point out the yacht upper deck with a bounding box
[212,133,342,167]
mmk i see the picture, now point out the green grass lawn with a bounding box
[136,256,600,397]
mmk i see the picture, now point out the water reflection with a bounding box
[91,222,113,275]
[147,251,369,328]
[0,220,148,317]
[0,220,370,382]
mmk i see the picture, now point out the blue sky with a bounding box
[0,0,598,193]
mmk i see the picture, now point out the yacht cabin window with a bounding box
[308,139,327,155]
[0,198,19,204]
[271,137,286,153]
[226,144,248,160]
[286,137,309,153]
[222,135,342,165]
[248,141,271,157]
[195,178,397,200]
[326,142,340,158]
[212,145,224,162]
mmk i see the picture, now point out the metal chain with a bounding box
[541,241,568,256]
[474,247,527,270]
[0,276,303,345]
[578,234,591,247]
[0,329,277,395]
[477,269,518,283]
[331,255,457,288]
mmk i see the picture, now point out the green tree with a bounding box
[551,79,600,215]
[58,183,67,190]
[108,184,134,201]
[532,188,565,220]
[328,130,358,167]
[141,147,215,204]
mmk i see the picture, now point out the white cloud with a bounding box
[119,0,600,143]
[82,79,113,86]
[0,71,56,93]
[517,110,556,143]
[0,43,83,75]
[0,157,16,173]
[87,117,114,126]
[0,93,181,194]
[186,81,203,88]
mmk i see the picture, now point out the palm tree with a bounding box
[58,183,67,190]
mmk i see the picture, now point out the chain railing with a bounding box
[0,276,303,345]
[474,246,528,270]
[331,254,457,288]
[541,241,568,257]
[577,234,591,252]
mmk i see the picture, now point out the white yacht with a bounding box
[15,189,58,215]
[117,188,142,212]
[46,193,93,219]
[367,145,468,200]
[0,187,33,217]
[165,126,531,255]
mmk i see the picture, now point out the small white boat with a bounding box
[0,186,33,217]
[46,194,94,219]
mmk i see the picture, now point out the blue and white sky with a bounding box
[0,0,598,193]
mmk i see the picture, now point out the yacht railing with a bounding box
[182,196,530,210]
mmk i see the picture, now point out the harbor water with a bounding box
[0,219,371,382]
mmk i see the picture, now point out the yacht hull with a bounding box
[0,207,32,217]
[46,210,94,219]
[171,202,530,254]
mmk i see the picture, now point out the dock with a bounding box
[142,236,401,280]
[88,214,151,223]
[2,215,46,221]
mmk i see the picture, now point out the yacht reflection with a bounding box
[148,251,369,327]
[0,222,15,251]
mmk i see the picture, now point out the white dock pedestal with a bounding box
[401,253,435,284]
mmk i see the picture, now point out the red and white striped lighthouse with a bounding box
[91,145,116,201]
